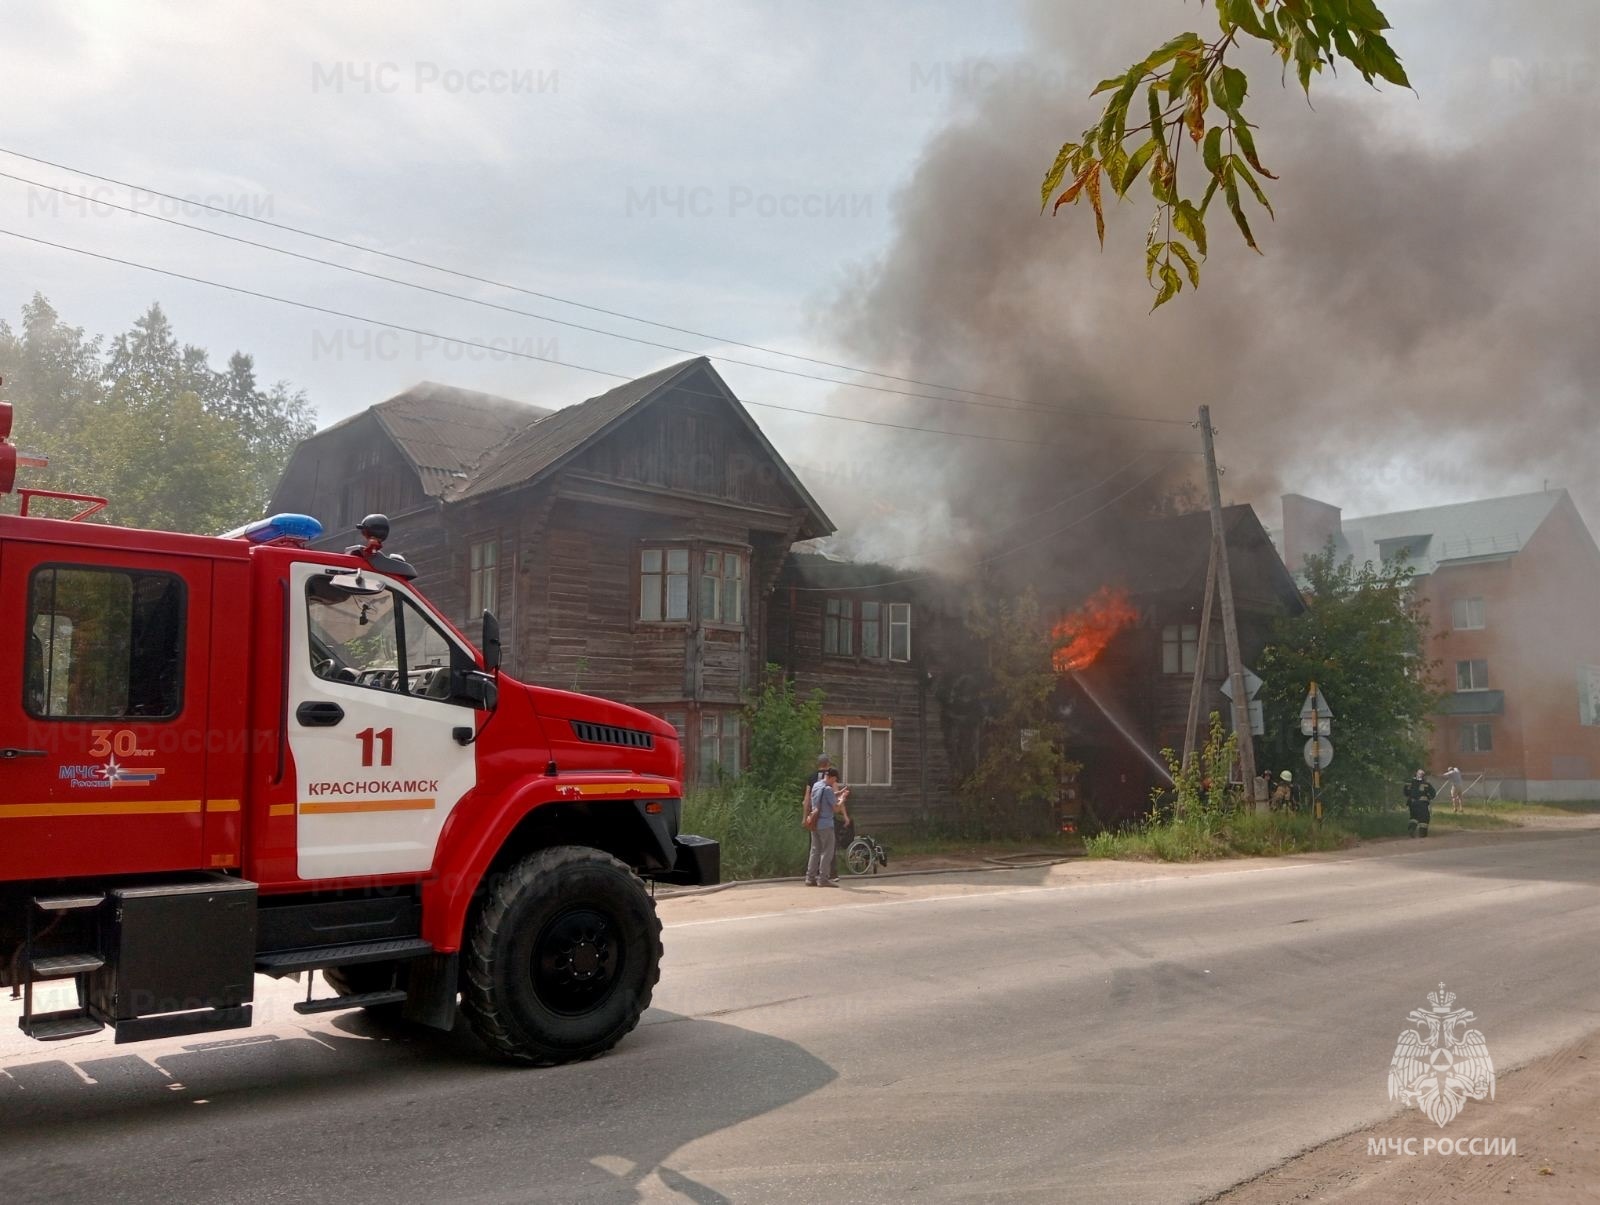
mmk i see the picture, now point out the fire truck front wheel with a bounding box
[463,845,663,1065]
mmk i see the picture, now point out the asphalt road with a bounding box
[2,828,1597,1204]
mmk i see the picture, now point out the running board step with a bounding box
[29,952,106,978]
[255,937,433,975]
[294,989,409,1015]
[33,893,106,913]
[20,1009,105,1041]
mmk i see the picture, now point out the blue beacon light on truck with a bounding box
[222,514,324,546]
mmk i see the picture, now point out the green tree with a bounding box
[741,666,825,796]
[1040,0,1409,308]
[1,297,313,528]
[963,589,1068,836]
[1256,547,1441,812]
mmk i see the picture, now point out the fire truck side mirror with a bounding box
[481,610,502,673]
[457,670,498,711]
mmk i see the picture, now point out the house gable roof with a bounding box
[448,357,834,537]
[365,381,552,497]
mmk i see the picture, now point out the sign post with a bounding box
[1300,683,1335,826]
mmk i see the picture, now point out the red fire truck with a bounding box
[0,394,717,1064]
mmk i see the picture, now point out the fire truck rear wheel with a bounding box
[462,844,662,1066]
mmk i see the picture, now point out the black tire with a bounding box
[321,960,408,1015]
[462,845,662,1066]
[845,838,873,876]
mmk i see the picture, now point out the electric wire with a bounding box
[0,149,1188,428]
[0,226,1170,453]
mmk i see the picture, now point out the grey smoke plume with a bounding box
[820,0,1600,567]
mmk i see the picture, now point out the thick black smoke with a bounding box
[821,0,1600,568]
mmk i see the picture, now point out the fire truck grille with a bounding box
[569,721,655,750]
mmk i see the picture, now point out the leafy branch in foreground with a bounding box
[1040,0,1409,310]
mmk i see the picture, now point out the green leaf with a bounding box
[1211,64,1249,114]
[1356,31,1410,87]
[1173,199,1207,256]
[1086,164,1106,245]
[1222,163,1261,252]
[1232,118,1277,179]
[1120,136,1160,196]
[1346,0,1391,31]
[1151,260,1183,311]
[1217,0,1269,40]
[1090,73,1127,97]
[1168,53,1195,99]
[1147,83,1166,145]
[1230,154,1275,217]
[1202,126,1224,176]
[1199,175,1220,216]
[1040,142,1078,212]
[1104,142,1130,194]
[1140,31,1206,74]
[1168,239,1201,287]
[1146,238,1165,283]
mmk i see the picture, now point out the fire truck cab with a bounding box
[0,412,717,1064]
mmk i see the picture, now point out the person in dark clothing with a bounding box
[1404,769,1436,837]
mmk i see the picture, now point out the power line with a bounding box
[791,460,1176,593]
[0,148,1188,428]
[0,225,1168,452]
[1,169,1136,426]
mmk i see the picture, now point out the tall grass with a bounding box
[682,783,810,881]
[1084,810,1356,861]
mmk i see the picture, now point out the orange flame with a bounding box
[1052,586,1138,673]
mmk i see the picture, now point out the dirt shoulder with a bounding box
[1213,1030,1600,1203]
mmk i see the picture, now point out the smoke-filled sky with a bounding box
[2,1,1595,561]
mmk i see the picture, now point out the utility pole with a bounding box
[1180,533,1218,774]
[1197,406,1259,805]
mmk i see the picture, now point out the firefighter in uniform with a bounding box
[1404,769,1436,837]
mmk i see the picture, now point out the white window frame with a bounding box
[1456,659,1490,692]
[699,550,746,628]
[698,710,741,780]
[822,722,892,787]
[1451,597,1486,631]
[468,537,498,615]
[888,602,912,663]
[639,547,691,623]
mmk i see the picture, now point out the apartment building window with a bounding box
[699,551,746,626]
[468,537,498,614]
[698,710,741,780]
[1459,722,1493,753]
[1451,597,1486,630]
[823,719,892,786]
[639,548,691,622]
[824,598,855,655]
[1456,659,1490,691]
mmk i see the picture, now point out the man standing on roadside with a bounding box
[803,752,841,881]
[805,767,850,887]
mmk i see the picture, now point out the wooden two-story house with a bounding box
[269,359,832,780]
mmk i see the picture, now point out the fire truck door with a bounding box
[0,543,210,880]
[285,562,477,880]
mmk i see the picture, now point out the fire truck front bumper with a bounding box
[658,834,721,886]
